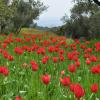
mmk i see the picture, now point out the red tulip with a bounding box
[2,43,7,48]
[37,48,45,55]
[85,48,92,53]
[94,42,100,52]
[91,83,98,93]
[70,83,75,92]
[86,59,91,65]
[0,48,2,53]
[67,53,73,60]
[80,44,86,50]
[15,96,22,100]
[90,55,97,62]
[32,64,38,71]
[41,74,50,85]
[84,53,90,59]
[91,65,100,74]
[0,66,9,76]
[73,56,78,61]
[75,61,80,67]
[14,47,24,55]
[48,46,54,53]
[60,76,71,86]
[59,55,65,61]
[52,57,58,63]
[59,49,64,55]
[30,61,38,71]
[68,64,76,73]
[8,55,14,61]
[70,83,85,99]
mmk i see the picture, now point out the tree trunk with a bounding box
[15,24,22,36]
[1,24,6,33]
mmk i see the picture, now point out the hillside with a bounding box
[21,28,47,34]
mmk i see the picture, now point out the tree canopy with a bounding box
[58,0,100,39]
[0,0,47,34]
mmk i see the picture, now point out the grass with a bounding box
[20,28,47,34]
[0,31,100,100]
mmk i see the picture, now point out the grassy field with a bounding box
[20,28,47,34]
[0,30,100,100]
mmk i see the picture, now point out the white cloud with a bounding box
[36,0,73,27]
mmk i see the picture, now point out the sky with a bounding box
[36,0,73,27]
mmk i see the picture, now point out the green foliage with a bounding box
[0,0,47,34]
[0,0,16,33]
[0,33,100,99]
[13,0,47,34]
[60,0,100,39]
[89,11,100,38]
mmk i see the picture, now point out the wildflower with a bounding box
[41,74,50,85]
[30,61,38,71]
[91,83,98,93]
[75,61,80,67]
[0,66,9,76]
[68,64,76,73]
[60,76,71,86]
[86,59,91,65]
[52,57,58,63]
[70,83,85,99]
[15,96,22,100]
